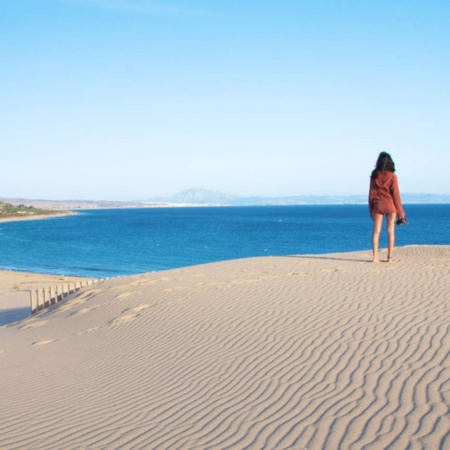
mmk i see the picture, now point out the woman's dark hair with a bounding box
[371,152,395,179]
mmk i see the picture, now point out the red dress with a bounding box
[368,171,405,219]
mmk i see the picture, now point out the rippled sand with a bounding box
[1,245,449,449]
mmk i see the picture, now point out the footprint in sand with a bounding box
[163,286,186,293]
[20,320,49,329]
[110,304,153,325]
[0,348,6,353]
[77,291,98,300]
[58,299,87,312]
[114,291,141,300]
[78,327,100,335]
[32,340,56,346]
[70,305,101,317]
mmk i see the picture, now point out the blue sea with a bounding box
[0,205,449,278]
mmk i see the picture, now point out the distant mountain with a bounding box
[402,193,450,204]
[229,194,368,206]
[2,190,449,210]
[0,197,156,210]
[149,188,239,205]
[149,189,450,206]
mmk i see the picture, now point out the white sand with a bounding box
[0,245,449,449]
[0,212,76,223]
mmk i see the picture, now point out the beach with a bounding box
[0,211,76,223]
[0,245,449,449]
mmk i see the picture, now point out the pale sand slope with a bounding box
[0,245,449,450]
[0,212,76,223]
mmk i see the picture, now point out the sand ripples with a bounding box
[0,246,449,449]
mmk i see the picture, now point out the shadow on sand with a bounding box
[0,307,30,326]
[287,255,372,263]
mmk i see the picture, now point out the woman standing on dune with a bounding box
[369,152,408,263]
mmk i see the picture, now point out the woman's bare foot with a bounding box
[387,256,393,263]
[372,258,380,263]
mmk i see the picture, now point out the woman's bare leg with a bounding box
[371,214,383,262]
[386,213,396,262]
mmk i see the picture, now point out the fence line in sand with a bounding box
[30,279,102,314]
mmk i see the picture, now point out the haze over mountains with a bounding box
[150,188,239,205]
[149,188,369,206]
[1,188,449,209]
[149,188,450,206]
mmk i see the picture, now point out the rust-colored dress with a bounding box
[368,171,405,219]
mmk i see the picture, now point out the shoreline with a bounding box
[0,211,78,223]
[1,244,450,279]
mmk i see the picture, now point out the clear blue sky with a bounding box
[1,0,449,200]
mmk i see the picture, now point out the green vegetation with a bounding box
[0,201,65,219]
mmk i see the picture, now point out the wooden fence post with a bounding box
[29,278,106,315]
[49,286,53,306]
[45,286,50,308]
[30,291,36,314]
[37,289,42,311]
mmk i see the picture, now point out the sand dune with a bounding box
[0,245,449,449]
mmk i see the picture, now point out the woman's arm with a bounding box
[391,174,405,219]
[368,178,375,219]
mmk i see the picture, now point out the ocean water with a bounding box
[0,205,449,278]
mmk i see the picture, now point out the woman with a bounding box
[369,152,407,263]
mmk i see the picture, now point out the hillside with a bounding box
[0,201,67,219]
[1,190,449,210]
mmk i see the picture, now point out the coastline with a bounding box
[1,245,449,448]
[1,205,449,279]
[0,211,77,223]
